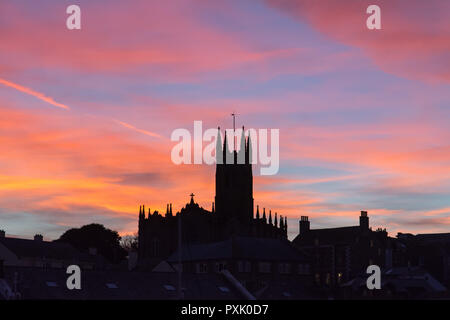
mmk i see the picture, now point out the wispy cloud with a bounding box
[113,119,162,138]
[0,78,70,110]
[0,77,164,139]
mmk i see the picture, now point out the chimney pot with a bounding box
[299,216,310,234]
[359,211,369,229]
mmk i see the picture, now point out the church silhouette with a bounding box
[138,127,287,267]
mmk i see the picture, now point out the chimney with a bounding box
[299,216,310,235]
[34,234,43,241]
[360,211,369,229]
[0,230,5,238]
[88,247,98,256]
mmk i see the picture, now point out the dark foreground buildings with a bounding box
[396,232,450,289]
[292,213,450,298]
[0,231,105,270]
[165,236,313,299]
[292,211,392,287]
[0,265,243,300]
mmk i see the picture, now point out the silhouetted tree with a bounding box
[55,223,127,263]
[120,233,138,252]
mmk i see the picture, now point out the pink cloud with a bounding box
[266,0,450,83]
[0,1,363,82]
[0,102,215,234]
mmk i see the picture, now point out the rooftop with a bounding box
[167,236,308,262]
[0,236,103,264]
[2,266,241,300]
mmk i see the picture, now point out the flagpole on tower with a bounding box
[231,112,236,151]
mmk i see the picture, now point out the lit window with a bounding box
[218,286,230,293]
[106,283,118,289]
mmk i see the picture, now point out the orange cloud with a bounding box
[0,102,218,236]
[0,100,448,238]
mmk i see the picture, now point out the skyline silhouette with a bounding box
[2,159,449,300]
[0,1,449,258]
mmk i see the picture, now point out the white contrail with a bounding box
[0,77,164,139]
[0,77,70,110]
[114,119,162,138]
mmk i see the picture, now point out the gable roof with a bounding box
[3,266,241,300]
[0,237,79,260]
[167,236,308,263]
[342,266,447,294]
[293,226,362,244]
[0,237,101,263]
[415,233,450,243]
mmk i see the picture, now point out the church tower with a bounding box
[215,126,254,224]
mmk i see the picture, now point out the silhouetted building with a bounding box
[138,128,287,267]
[292,211,392,287]
[396,232,450,288]
[165,236,314,299]
[340,266,447,300]
[0,231,105,270]
[0,266,242,300]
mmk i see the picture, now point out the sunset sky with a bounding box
[0,0,449,240]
